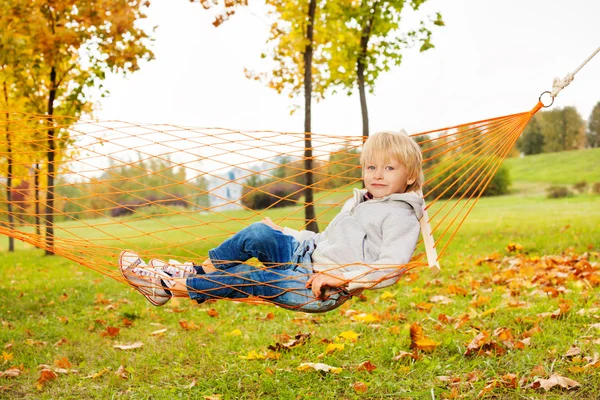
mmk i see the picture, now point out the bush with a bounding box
[592,182,600,195]
[573,181,588,193]
[241,178,304,210]
[546,186,572,199]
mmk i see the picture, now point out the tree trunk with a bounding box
[357,9,377,143]
[34,163,40,237]
[4,82,14,252]
[45,66,57,255]
[303,0,319,233]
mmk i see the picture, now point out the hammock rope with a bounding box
[550,45,600,97]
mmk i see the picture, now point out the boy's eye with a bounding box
[385,166,394,171]
[367,166,375,170]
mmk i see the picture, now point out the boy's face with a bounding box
[363,157,415,198]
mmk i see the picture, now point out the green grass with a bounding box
[1,149,600,399]
[503,147,600,186]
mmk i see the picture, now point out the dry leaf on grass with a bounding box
[356,360,377,372]
[36,369,57,390]
[409,323,438,352]
[113,342,143,350]
[527,374,580,391]
[297,363,341,374]
[115,365,128,379]
[353,381,368,393]
[0,368,21,378]
[268,332,311,352]
[100,327,120,337]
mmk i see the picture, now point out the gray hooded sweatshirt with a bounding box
[283,188,423,292]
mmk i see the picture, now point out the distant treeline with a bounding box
[517,102,600,155]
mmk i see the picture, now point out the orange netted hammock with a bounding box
[0,98,546,310]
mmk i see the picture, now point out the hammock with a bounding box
[0,47,597,311]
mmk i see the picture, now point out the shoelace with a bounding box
[132,266,156,278]
[163,260,195,277]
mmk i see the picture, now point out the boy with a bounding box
[119,130,424,313]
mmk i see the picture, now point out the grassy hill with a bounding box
[503,147,600,185]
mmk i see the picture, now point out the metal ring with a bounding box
[539,91,554,108]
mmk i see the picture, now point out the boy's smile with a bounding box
[363,157,415,198]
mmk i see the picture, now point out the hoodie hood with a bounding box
[352,188,424,220]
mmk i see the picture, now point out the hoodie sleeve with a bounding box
[340,213,420,291]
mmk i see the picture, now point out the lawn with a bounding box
[1,154,599,399]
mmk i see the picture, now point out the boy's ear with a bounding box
[407,176,416,186]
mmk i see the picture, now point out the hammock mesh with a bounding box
[0,101,542,309]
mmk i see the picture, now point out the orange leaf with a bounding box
[353,381,368,393]
[409,323,438,352]
[100,327,120,337]
[36,369,58,389]
[356,360,377,372]
[53,357,72,369]
[207,308,219,318]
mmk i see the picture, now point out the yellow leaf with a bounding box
[325,343,344,355]
[226,329,242,336]
[338,331,359,342]
[239,350,265,360]
[380,291,395,300]
[297,363,341,374]
[351,313,379,323]
[2,351,13,362]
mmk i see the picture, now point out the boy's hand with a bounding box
[306,272,347,298]
[261,217,283,231]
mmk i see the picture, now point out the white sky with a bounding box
[96,0,600,137]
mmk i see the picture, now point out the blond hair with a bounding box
[360,130,424,192]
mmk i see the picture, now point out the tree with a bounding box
[587,101,600,148]
[538,106,586,153]
[517,115,545,155]
[326,0,443,140]
[3,0,154,254]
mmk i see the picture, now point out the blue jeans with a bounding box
[186,223,351,313]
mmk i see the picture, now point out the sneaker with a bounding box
[149,258,196,278]
[119,250,172,306]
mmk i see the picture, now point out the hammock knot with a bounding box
[550,72,574,97]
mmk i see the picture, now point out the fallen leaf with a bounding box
[115,365,128,379]
[207,308,219,318]
[2,352,13,362]
[353,381,368,393]
[380,291,395,300]
[114,342,143,350]
[324,343,344,355]
[36,369,57,390]
[356,360,377,372]
[297,363,341,374]
[268,333,311,352]
[226,329,242,336]
[100,327,120,337]
[84,368,110,379]
[179,320,200,331]
[528,374,580,391]
[53,357,71,370]
[150,328,167,336]
[564,345,581,357]
[409,323,438,352]
[0,368,21,378]
[338,331,360,342]
[350,313,379,323]
[430,295,454,304]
